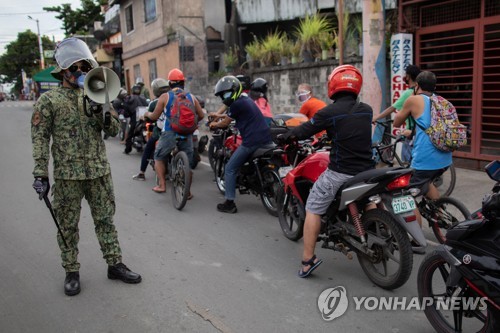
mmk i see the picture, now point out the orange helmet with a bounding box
[327,65,362,99]
[168,68,185,81]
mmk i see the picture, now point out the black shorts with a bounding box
[410,167,448,195]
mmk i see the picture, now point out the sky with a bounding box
[0,0,82,55]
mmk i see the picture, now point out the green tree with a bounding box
[0,30,55,93]
[44,0,105,36]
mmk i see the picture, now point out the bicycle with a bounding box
[373,121,470,244]
[148,137,192,211]
[372,120,456,197]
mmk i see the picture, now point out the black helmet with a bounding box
[132,84,141,95]
[250,78,268,94]
[214,76,242,107]
[235,75,251,91]
[151,78,169,97]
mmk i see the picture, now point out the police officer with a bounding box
[31,37,141,296]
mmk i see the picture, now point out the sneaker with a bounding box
[132,173,146,181]
[217,200,237,213]
[108,263,142,283]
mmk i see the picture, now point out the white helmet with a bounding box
[54,37,98,70]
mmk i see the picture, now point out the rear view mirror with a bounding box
[485,160,500,182]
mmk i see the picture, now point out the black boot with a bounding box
[64,271,81,296]
[217,200,237,213]
[108,263,142,283]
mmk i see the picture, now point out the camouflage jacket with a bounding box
[31,87,120,180]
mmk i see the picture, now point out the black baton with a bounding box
[42,195,69,248]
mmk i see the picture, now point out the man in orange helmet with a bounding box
[144,68,204,194]
[279,65,375,278]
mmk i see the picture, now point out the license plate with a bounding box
[391,195,416,214]
[278,166,293,178]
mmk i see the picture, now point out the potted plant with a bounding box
[294,13,332,62]
[244,39,262,68]
[261,29,284,67]
[224,46,238,72]
[291,40,302,64]
[318,31,337,60]
[280,37,294,65]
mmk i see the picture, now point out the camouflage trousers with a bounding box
[52,173,122,272]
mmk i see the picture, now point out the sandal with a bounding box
[187,193,193,200]
[152,186,166,193]
[298,255,323,278]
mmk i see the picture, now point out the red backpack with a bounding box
[168,90,198,135]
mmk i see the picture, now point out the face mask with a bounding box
[296,90,311,103]
[222,91,232,100]
[63,70,83,89]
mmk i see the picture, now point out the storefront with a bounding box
[399,0,500,168]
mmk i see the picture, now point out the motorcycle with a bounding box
[277,138,415,290]
[417,160,500,333]
[211,124,285,216]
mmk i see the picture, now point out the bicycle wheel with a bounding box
[418,251,497,333]
[434,164,457,197]
[428,197,470,244]
[170,151,191,210]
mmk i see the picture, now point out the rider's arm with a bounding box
[394,95,419,127]
[289,108,328,140]
[373,105,396,122]
[145,93,168,121]
[192,97,205,121]
[209,115,232,129]
[215,104,228,115]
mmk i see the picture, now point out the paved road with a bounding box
[0,101,493,332]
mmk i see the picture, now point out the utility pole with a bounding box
[28,16,45,69]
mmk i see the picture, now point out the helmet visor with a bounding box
[55,38,98,70]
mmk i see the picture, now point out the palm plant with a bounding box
[261,29,285,66]
[294,13,333,61]
[224,46,238,71]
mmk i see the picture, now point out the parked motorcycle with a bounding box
[211,124,285,216]
[417,160,500,333]
[277,138,415,290]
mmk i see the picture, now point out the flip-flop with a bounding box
[152,186,166,193]
[298,255,323,278]
[187,193,193,200]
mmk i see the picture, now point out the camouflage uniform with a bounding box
[31,86,122,272]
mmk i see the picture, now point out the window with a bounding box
[125,5,134,33]
[133,64,141,83]
[179,46,194,62]
[148,59,157,83]
[144,0,157,23]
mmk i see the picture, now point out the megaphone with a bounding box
[83,66,121,104]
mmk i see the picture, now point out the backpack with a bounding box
[418,94,467,152]
[168,90,198,135]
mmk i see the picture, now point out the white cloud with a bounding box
[0,0,83,55]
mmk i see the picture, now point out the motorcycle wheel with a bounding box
[214,155,226,194]
[171,151,191,211]
[260,168,282,217]
[429,197,471,244]
[357,209,413,290]
[417,250,498,333]
[208,140,217,172]
[277,186,305,241]
[434,164,457,197]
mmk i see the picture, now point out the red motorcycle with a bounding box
[277,139,415,290]
[211,124,285,216]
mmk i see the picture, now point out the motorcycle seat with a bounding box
[446,219,485,242]
[251,143,283,158]
[339,167,405,191]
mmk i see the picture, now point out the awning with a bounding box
[33,66,60,82]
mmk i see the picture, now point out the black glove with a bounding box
[277,131,295,145]
[33,177,50,200]
[89,100,103,114]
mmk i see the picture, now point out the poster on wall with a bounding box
[390,33,413,134]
